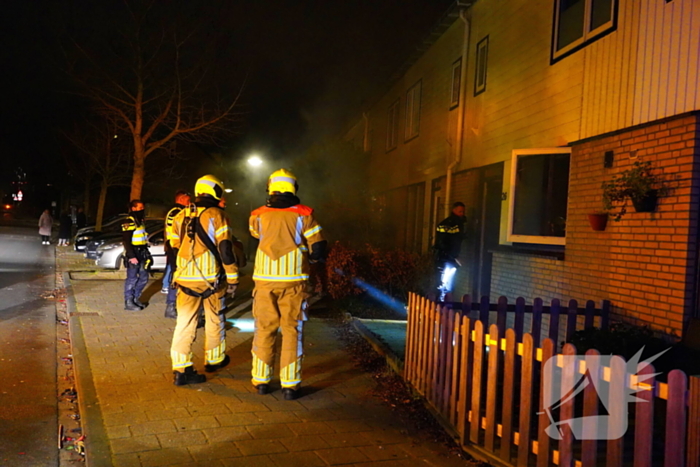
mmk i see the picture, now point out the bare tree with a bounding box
[61,0,245,200]
[63,115,132,230]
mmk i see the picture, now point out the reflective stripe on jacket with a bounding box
[165,205,184,244]
[171,206,239,285]
[249,204,324,284]
[122,216,148,246]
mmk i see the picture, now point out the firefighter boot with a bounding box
[255,384,270,395]
[164,303,177,319]
[173,366,206,386]
[282,387,300,401]
[124,299,141,311]
[204,355,230,373]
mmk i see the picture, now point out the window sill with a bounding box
[489,244,565,260]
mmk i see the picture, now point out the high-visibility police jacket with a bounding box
[434,213,466,261]
[249,203,324,285]
[164,204,185,252]
[170,204,239,286]
[121,215,148,259]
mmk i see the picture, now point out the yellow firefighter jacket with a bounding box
[249,204,324,285]
[171,205,239,286]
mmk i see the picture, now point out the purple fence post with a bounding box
[566,299,578,342]
[584,300,595,329]
[514,297,525,342]
[479,295,490,326]
[549,299,560,344]
[532,298,543,347]
[497,296,508,335]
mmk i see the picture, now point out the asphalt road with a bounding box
[0,223,58,466]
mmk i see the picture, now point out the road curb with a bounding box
[349,315,405,375]
[63,272,112,466]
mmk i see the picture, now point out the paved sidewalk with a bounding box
[58,248,472,466]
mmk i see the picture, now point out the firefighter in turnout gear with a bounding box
[163,190,191,319]
[122,200,152,311]
[169,175,239,386]
[249,169,326,400]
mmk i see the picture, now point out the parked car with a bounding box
[74,216,160,251]
[94,228,167,271]
[84,219,163,259]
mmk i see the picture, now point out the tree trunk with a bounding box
[130,144,146,201]
[95,181,108,231]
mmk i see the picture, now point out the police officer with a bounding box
[163,190,191,319]
[434,201,467,301]
[122,199,151,311]
[169,175,239,386]
[249,169,326,400]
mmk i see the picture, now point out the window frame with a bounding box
[507,147,572,246]
[386,99,400,152]
[551,0,618,63]
[474,36,489,96]
[404,80,422,142]
[450,58,462,109]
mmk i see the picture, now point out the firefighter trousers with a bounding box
[251,282,307,389]
[170,282,227,372]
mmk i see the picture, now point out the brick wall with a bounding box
[490,113,700,338]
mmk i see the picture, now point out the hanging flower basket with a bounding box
[631,189,658,213]
[587,213,609,231]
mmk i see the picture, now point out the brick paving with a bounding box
[57,248,471,466]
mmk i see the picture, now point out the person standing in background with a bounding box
[58,211,72,246]
[163,190,191,319]
[76,207,87,230]
[38,209,53,245]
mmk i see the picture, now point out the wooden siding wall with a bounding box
[463,0,582,169]
[580,0,700,139]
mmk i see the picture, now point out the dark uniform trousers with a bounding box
[124,249,149,302]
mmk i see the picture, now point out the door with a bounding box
[474,163,504,298]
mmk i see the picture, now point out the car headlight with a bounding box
[99,243,120,251]
[77,236,89,242]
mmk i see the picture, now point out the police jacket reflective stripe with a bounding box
[165,205,184,244]
[122,215,149,259]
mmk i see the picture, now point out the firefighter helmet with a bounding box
[194,174,225,200]
[267,169,298,195]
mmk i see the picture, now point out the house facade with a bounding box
[345,0,700,337]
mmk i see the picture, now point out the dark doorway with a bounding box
[473,162,503,298]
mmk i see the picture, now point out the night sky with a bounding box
[0,0,454,188]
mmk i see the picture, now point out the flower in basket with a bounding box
[602,160,667,221]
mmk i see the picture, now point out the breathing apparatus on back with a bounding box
[173,175,227,294]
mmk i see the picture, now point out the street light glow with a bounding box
[247,155,263,167]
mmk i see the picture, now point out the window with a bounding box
[507,148,571,246]
[386,99,400,151]
[474,36,488,96]
[552,0,617,61]
[405,81,421,141]
[450,58,462,109]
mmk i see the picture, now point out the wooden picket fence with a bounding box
[404,293,700,467]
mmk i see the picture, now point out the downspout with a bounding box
[445,7,471,218]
